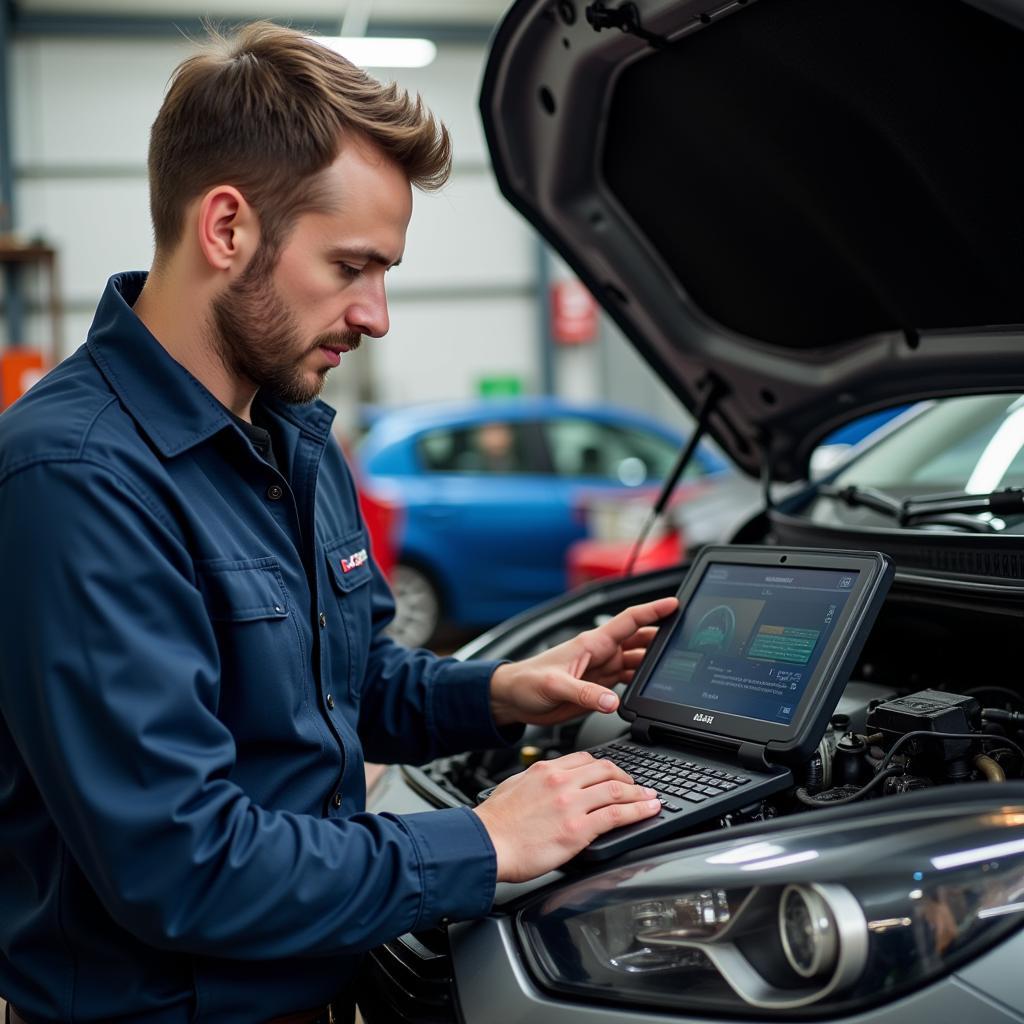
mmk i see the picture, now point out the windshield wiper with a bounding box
[816,484,1024,533]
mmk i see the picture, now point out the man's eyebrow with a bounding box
[327,247,402,269]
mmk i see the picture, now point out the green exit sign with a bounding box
[477,375,523,398]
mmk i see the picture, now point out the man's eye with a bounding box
[339,264,362,279]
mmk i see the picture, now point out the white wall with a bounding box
[6,27,686,439]
[7,33,540,431]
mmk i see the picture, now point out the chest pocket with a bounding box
[197,558,291,622]
[196,557,302,702]
[324,529,374,701]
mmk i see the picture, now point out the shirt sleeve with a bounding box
[355,561,524,764]
[0,458,496,958]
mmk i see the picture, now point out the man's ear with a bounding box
[196,186,259,272]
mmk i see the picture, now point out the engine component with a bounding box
[866,690,980,769]
[974,753,1006,782]
[882,774,932,796]
[982,707,1024,727]
[833,733,869,786]
[833,681,898,734]
[808,725,838,790]
[519,745,543,767]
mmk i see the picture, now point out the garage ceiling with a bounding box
[13,0,510,25]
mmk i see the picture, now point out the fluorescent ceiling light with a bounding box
[310,36,437,68]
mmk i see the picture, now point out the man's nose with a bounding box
[345,281,389,339]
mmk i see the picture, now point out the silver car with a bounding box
[362,0,1024,1020]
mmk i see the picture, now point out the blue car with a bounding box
[356,397,727,646]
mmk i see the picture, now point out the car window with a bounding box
[416,421,541,474]
[832,395,1024,492]
[804,394,1024,534]
[542,419,688,485]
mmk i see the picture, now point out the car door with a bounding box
[402,418,570,625]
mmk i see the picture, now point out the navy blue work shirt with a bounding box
[0,273,508,1022]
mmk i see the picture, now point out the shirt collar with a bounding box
[86,271,335,458]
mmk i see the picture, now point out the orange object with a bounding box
[1,349,46,408]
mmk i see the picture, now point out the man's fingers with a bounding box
[597,598,678,647]
[536,672,623,714]
[620,648,648,670]
[540,750,601,771]
[620,626,659,650]
[586,649,645,686]
[555,677,621,713]
[569,757,634,788]
[589,795,662,835]
[580,779,658,813]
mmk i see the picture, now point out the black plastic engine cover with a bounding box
[867,690,981,763]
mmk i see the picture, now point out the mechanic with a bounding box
[0,22,675,1024]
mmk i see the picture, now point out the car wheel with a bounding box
[387,563,442,649]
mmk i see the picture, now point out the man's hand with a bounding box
[489,596,678,727]
[472,752,662,882]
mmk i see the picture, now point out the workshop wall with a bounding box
[7,27,687,438]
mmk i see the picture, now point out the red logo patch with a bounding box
[340,548,368,574]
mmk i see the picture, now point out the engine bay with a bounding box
[418,578,1024,846]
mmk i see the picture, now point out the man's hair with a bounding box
[148,21,451,257]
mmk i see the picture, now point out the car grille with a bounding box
[359,927,459,1024]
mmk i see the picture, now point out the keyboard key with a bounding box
[586,745,753,810]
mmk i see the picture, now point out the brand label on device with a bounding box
[693,713,715,725]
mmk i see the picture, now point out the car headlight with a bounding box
[517,791,1024,1015]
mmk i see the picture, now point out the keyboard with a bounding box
[591,741,751,813]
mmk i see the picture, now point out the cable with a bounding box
[796,731,1024,809]
[795,766,902,808]
[878,730,1024,772]
[982,707,1024,726]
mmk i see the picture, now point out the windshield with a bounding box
[805,395,1024,533]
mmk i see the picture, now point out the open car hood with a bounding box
[480,0,1024,480]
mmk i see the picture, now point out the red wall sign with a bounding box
[551,279,599,344]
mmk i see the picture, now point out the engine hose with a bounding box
[804,753,824,790]
[975,753,1006,782]
[795,766,904,808]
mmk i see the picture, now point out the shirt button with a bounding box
[332,792,342,809]
[266,483,284,501]
[326,693,335,710]
[319,611,327,628]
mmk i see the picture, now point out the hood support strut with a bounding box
[625,377,725,575]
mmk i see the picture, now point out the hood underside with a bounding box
[481,0,1024,480]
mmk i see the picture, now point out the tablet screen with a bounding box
[639,562,860,725]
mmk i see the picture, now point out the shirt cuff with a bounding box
[427,658,524,752]
[392,806,497,928]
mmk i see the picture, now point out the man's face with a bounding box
[210,139,412,404]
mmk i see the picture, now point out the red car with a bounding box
[566,475,761,588]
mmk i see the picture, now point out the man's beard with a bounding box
[210,249,361,405]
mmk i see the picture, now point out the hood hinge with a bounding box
[585,2,669,48]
